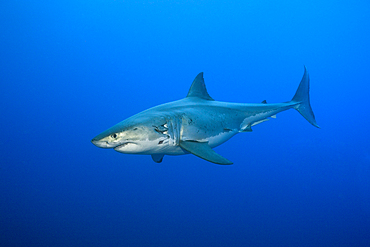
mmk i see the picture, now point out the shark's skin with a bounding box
[92,67,319,164]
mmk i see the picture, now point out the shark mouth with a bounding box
[114,142,137,151]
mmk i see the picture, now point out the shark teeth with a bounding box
[114,142,135,150]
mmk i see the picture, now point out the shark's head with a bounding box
[91,113,174,154]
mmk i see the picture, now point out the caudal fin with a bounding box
[291,67,320,128]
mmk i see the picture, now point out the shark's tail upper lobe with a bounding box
[291,66,320,128]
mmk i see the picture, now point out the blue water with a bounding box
[1,1,370,246]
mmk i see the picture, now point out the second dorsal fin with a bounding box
[186,72,214,100]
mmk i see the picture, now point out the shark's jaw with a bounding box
[91,136,174,154]
[113,142,139,152]
[91,138,139,150]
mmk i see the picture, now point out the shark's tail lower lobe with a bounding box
[291,67,320,128]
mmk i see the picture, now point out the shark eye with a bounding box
[111,133,117,139]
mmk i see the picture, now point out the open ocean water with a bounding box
[1,1,370,246]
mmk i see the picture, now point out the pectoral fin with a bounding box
[179,141,233,165]
[151,154,164,163]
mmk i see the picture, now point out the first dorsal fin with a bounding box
[186,72,214,100]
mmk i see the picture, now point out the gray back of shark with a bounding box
[92,67,319,165]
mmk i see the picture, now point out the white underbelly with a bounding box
[205,130,238,148]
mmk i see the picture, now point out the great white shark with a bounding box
[92,67,319,165]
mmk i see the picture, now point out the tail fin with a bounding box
[291,67,320,128]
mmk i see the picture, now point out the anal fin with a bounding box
[240,125,253,132]
[179,141,233,165]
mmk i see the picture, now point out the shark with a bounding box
[91,67,319,165]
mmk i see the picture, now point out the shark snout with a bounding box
[91,138,114,148]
